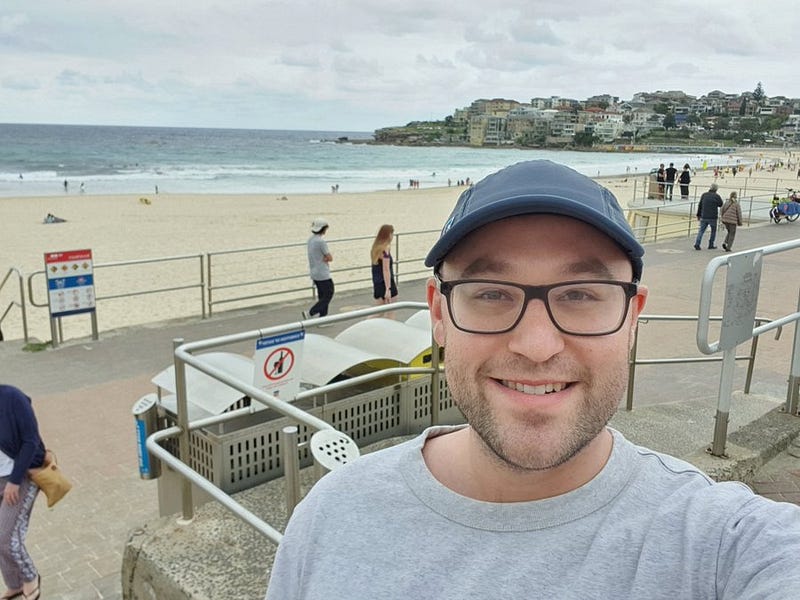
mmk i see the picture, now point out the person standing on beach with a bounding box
[266,161,800,599]
[678,163,691,201]
[370,224,398,311]
[664,162,677,201]
[694,183,723,250]
[303,219,334,319]
[720,191,742,252]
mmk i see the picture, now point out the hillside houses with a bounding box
[375,89,800,148]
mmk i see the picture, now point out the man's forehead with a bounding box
[451,256,619,280]
[440,214,632,279]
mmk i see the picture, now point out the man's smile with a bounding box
[498,380,570,395]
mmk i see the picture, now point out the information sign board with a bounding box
[44,249,96,318]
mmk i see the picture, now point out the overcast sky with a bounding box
[2,1,796,132]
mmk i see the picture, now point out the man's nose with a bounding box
[505,298,565,361]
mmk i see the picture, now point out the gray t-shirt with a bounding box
[266,426,800,599]
[307,234,330,281]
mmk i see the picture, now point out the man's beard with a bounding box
[447,355,626,473]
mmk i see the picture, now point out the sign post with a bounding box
[44,249,98,347]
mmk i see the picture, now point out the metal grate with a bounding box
[161,376,462,494]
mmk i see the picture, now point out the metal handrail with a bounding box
[26,253,205,317]
[696,240,800,455]
[205,230,438,315]
[142,300,788,546]
[147,301,433,540]
[0,267,28,342]
[627,314,779,411]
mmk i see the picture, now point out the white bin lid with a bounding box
[335,318,432,365]
[301,333,395,387]
[405,309,432,332]
[151,352,255,416]
[158,394,215,421]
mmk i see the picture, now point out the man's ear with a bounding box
[426,277,446,347]
[627,284,648,349]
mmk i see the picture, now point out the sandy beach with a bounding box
[2,149,798,344]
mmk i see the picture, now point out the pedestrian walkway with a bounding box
[752,441,800,505]
[2,218,800,598]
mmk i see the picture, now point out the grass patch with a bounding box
[23,340,52,352]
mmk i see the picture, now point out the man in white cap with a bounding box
[267,161,800,599]
[304,218,334,319]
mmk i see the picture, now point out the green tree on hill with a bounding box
[573,131,596,147]
[753,82,765,105]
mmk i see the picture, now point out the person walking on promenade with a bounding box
[656,163,666,200]
[720,191,743,252]
[664,162,678,201]
[0,385,44,600]
[370,224,398,311]
[266,160,800,599]
[694,183,723,250]
[303,218,334,319]
[678,163,691,201]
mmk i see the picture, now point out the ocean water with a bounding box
[0,123,732,197]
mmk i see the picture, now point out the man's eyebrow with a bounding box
[459,258,511,278]
[563,259,616,279]
[453,258,617,280]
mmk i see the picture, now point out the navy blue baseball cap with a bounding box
[425,160,644,282]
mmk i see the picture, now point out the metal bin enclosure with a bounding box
[160,374,462,495]
[152,327,459,503]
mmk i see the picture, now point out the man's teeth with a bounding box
[502,381,566,395]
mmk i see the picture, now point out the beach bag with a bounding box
[28,450,72,508]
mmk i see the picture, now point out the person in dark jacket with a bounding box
[664,163,678,201]
[694,183,724,250]
[678,164,691,201]
[0,385,45,600]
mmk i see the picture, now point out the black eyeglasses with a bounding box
[435,274,638,336]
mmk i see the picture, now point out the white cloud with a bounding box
[1,0,797,130]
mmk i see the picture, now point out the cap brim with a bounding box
[423,161,644,281]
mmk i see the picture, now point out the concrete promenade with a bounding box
[2,218,800,598]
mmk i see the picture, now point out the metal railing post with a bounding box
[744,326,761,394]
[173,337,194,523]
[394,232,401,283]
[280,426,301,517]
[17,268,29,343]
[710,348,736,457]
[0,268,29,343]
[786,289,800,416]
[626,323,640,411]
[200,254,206,319]
[206,252,213,317]
[653,208,661,243]
[431,334,441,426]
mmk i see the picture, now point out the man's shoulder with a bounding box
[308,433,422,492]
[623,436,761,509]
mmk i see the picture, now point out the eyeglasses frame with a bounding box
[434,273,639,336]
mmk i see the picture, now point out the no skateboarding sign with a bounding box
[253,330,305,400]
